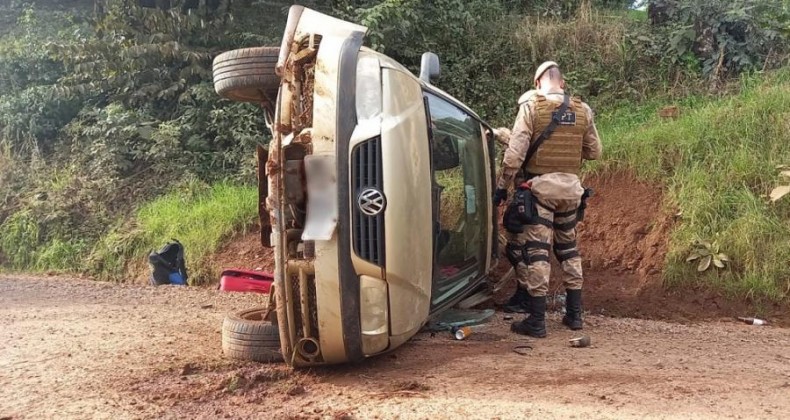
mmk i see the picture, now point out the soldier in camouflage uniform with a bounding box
[493,62,602,338]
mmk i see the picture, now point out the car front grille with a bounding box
[351,137,385,266]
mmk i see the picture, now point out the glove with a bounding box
[493,188,508,206]
[491,127,511,145]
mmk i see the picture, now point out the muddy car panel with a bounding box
[270,6,493,366]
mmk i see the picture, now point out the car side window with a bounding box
[425,92,488,309]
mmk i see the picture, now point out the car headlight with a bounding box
[356,54,382,121]
[360,275,388,336]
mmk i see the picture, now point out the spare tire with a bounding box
[222,307,282,363]
[213,47,280,103]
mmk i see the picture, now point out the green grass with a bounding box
[1,181,257,283]
[0,210,88,273]
[593,70,790,301]
[35,239,87,272]
[0,211,40,269]
[436,168,465,230]
[88,182,257,284]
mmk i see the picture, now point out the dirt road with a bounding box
[2,276,789,419]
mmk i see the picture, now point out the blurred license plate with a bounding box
[302,155,338,241]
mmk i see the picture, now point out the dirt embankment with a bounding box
[211,227,275,275]
[127,171,783,323]
[494,171,788,325]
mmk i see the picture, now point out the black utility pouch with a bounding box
[577,187,594,222]
[503,201,524,233]
[514,187,537,224]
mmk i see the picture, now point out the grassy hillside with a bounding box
[594,70,790,300]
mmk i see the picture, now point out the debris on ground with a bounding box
[224,373,248,393]
[286,385,306,396]
[737,317,767,325]
[513,345,533,355]
[391,381,431,392]
[218,269,273,294]
[249,367,290,383]
[451,326,472,340]
[569,336,592,348]
[425,308,495,332]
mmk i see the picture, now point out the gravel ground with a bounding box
[2,275,789,419]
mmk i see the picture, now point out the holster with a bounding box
[577,187,594,222]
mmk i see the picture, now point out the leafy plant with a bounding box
[686,239,730,272]
[648,0,789,80]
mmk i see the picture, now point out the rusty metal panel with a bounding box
[257,145,272,248]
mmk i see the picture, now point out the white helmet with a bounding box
[534,61,559,85]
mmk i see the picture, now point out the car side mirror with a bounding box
[419,52,441,84]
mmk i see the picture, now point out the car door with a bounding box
[424,92,490,311]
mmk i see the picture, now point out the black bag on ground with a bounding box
[148,240,188,286]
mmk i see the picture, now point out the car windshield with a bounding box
[424,92,489,309]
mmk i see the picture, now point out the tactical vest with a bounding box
[524,95,587,176]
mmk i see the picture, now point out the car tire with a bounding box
[212,47,280,103]
[221,307,282,363]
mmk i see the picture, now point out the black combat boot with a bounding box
[510,293,547,338]
[503,286,529,313]
[562,288,583,330]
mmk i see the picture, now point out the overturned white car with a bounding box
[214,6,498,366]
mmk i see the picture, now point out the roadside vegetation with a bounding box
[593,70,790,300]
[90,182,256,284]
[1,0,788,293]
[0,0,275,282]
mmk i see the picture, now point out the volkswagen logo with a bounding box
[357,188,386,216]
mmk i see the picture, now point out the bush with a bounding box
[648,0,790,80]
[344,0,705,127]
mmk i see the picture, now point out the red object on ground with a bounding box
[219,269,273,294]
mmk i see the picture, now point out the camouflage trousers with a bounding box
[506,197,583,297]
